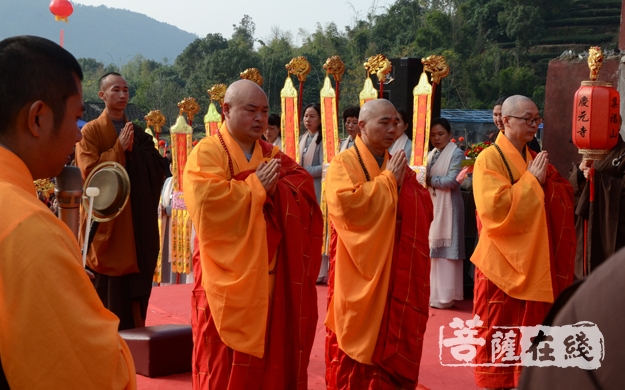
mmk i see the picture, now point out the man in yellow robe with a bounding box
[183,80,323,389]
[0,35,135,389]
[472,95,576,389]
[325,99,433,389]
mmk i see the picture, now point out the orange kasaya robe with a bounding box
[324,136,433,389]
[471,132,576,388]
[183,125,323,390]
[76,110,168,330]
[0,147,136,389]
[76,110,137,275]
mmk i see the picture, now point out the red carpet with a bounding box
[138,284,480,390]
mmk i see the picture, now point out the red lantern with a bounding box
[572,47,620,161]
[49,0,74,23]
[158,140,166,147]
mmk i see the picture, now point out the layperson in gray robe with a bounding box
[426,117,465,309]
[299,103,325,283]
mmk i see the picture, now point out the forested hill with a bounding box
[0,0,197,63]
[66,0,620,132]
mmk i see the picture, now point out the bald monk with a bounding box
[183,80,323,389]
[325,99,433,389]
[76,72,168,330]
[471,95,576,389]
[0,35,135,388]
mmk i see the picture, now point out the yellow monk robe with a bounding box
[184,125,272,357]
[472,132,554,302]
[471,132,575,388]
[184,124,322,389]
[0,147,136,389]
[325,135,399,364]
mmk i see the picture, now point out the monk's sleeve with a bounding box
[183,140,269,358]
[326,157,398,279]
[544,164,577,294]
[473,149,553,301]
[132,126,169,175]
[473,151,544,235]
[76,122,126,177]
[0,212,136,389]
[183,141,266,262]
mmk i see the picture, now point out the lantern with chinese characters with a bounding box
[49,0,74,23]
[572,46,620,161]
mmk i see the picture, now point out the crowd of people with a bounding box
[2,35,625,390]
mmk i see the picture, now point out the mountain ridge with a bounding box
[0,0,198,64]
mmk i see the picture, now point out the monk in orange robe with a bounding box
[325,99,433,389]
[76,72,168,330]
[0,35,135,388]
[183,80,323,389]
[471,95,576,389]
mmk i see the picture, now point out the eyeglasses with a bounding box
[507,115,543,126]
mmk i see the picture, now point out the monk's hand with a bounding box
[528,151,548,185]
[386,150,407,186]
[118,122,134,152]
[256,158,280,195]
[579,159,594,179]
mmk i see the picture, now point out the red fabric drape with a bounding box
[326,167,433,389]
[473,156,576,389]
[191,140,323,389]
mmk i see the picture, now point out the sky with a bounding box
[73,0,393,45]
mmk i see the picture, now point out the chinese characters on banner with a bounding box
[439,315,604,369]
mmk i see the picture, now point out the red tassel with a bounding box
[589,167,595,202]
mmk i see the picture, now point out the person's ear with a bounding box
[358,119,366,133]
[98,90,105,101]
[27,101,54,138]
[502,116,510,126]
[223,102,232,119]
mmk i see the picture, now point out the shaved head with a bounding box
[224,80,266,107]
[501,94,540,152]
[358,99,398,157]
[222,80,269,152]
[359,99,395,124]
[98,72,123,91]
[501,95,535,116]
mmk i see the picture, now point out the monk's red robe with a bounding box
[472,135,576,388]
[325,146,433,390]
[187,134,322,390]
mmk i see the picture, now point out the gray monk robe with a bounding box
[569,134,625,278]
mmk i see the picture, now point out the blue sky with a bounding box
[74,0,392,44]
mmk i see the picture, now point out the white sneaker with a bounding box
[430,301,454,309]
